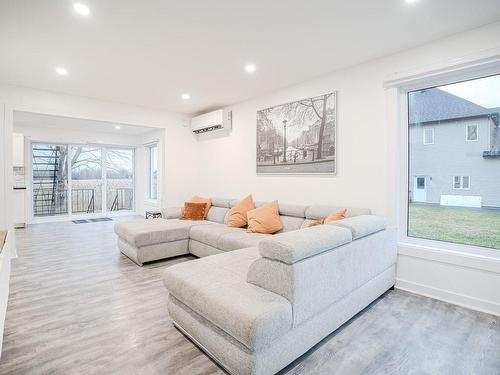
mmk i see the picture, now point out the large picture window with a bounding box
[407,74,500,250]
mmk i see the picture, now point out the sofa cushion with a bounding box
[161,206,182,219]
[211,197,232,208]
[190,195,212,219]
[278,203,307,218]
[277,215,305,233]
[327,215,388,239]
[258,224,352,264]
[206,206,230,224]
[114,219,209,248]
[163,248,293,350]
[217,232,269,251]
[189,223,246,248]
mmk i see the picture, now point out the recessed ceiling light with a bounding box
[73,3,90,16]
[181,93,191,100]
[245,64,256,73]
[115,125,121,130]
[55,67,68,76]
[405,0,418,3]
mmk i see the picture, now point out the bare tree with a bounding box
[296,93,333,159]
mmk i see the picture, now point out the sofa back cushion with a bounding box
[206,207,229,224]
[211,197,231,208]
[278,215,305,232]
[328,215,387,240]
[206,197,231,224]
[200,197,371,229]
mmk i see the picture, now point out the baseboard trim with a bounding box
[396,278,500,317]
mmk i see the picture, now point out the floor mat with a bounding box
[73,218,112,224]
[72,220,89,224]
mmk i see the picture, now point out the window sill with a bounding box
[144,199,159,206]
[398,238,500,274]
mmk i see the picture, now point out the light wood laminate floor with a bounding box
[1,218,499,375]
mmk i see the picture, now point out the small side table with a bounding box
[145,210,162,219]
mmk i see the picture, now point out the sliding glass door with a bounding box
[70,146,103,214]
[31,143,134,219]
[106,148,134,212]
[32,143,69,217]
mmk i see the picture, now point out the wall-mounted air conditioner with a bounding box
[191,109,232,135]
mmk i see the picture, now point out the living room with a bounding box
[0,1,499,374]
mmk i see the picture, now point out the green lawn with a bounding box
[408,204,500,250]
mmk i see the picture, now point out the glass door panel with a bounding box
[32,143,69,217]
[106,148,134,211]
[71,146,103,214]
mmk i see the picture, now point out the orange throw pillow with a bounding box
[190,195,212,219]
[179,202,207,221]
[247,200,283,234]
[307,219,324,227]
[324,209,347,224]
[227,195,255,228]
[308,209,347,227]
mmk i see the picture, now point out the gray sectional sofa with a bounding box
[114,197,371,265]
[114,197,398,374]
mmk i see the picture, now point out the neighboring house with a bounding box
[409,88,500,208]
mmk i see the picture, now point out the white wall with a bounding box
[196,22,500,223]
[193,21,500,315]
[14,123,141,147]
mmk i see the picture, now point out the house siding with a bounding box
[409,117,500,208]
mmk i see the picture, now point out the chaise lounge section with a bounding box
[163,215,397,374]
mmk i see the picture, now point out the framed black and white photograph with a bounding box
[256,92,336,174]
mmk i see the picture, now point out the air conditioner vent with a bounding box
[193,124,223,134]
[191,109,232,136]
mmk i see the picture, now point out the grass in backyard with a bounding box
[408,204,500,250]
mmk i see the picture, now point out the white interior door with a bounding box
[413,176,427,202]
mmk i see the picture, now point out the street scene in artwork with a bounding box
[256,92,336,174]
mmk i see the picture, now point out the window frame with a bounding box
[146,142,158,201]
[402,73,500,255]
[391,54,500,259]
[416,176,426,189]
[452,175,471,190]
[466,124,479,142]
[423,127,434,145]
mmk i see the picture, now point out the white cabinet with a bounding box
[12,133,26,227]
[13,133,24,167]
[13,190,26,228]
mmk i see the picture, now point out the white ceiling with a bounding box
[13,111,155,135]
[1,0,500,114]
